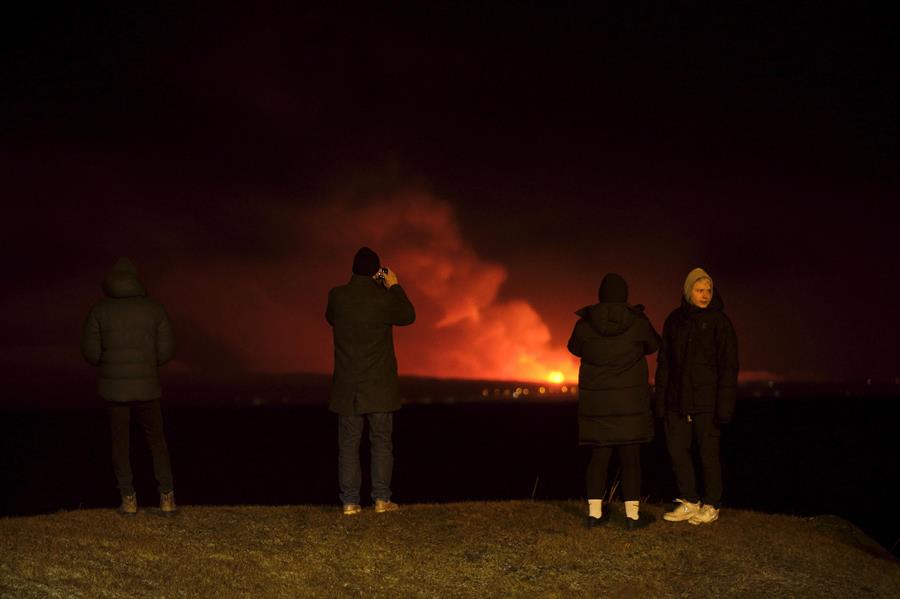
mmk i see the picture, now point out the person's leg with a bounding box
[134,400,174,494]
[663,411,702,522]
[586,446,613,500]
[367,412,394,503]
[106,401,134,497]
[585,446,612,523]
[338,414,364,506]
[617,444,642,502]
[664,411,699,503]
[693,412,723,508]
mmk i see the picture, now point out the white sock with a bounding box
[625,500,640,520]
[588,499,603,518]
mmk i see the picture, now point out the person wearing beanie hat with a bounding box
[326,247,416,515]
[654,267,739,526]
[81,257,178,516]
[567,273,661,530]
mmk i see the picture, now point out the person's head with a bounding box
[683,267,713,308]
[598,273,628,303]
[352,247,380,276]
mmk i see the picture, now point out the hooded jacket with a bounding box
[326,275,416,416]
[81,258,175,402]
[567,302,660,446]
[653,291,739,422]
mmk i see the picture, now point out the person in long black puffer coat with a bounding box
[567,273,660,530]
[654,267,739,526]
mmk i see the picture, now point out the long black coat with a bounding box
[653,291,739,422]
[326,275,415,416]
[568,302,660,446]
[81,258,175,402]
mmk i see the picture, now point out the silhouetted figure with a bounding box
[655,267,739,525]
[326,247,415,515]
[568,273,661,530]
[80,258,177,516]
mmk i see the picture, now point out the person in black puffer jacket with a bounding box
[655,267,739,526]
[81,257,177,516]
[568,273,660,530]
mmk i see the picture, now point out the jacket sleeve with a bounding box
[652,318,671,418]
[566,320,584,357]
[642,316,661,356]
[387,285,416,326]
[80,306,102,366]
[325,290,335,326]
[156,305,175,366]
[715,316,740,423]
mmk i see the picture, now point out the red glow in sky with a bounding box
[152,191,579,383]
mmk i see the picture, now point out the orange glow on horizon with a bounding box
[547,371,565,384]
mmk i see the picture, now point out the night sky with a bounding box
[3,3,898,388]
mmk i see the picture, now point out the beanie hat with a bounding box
[598,273,629,303]
[352,247,380,276]
[683,267,713,302]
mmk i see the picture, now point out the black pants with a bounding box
[586,443,641,501]
[106,399,174,496]
[338,412,394,505]
[664,411,722,507]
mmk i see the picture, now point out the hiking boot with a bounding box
[689,504,720,525]
[663,498,701,522]
[342,503,362,516]
[118,493,138,516]
[374,499,400,513]
[625,513,656,531]
[159,491,177,517]
[585,510,610,529]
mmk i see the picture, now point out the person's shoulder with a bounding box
[714,310,736,330]
[663,307,682,325]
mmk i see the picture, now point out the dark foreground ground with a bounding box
[2,380,898,557]
[4,502,900,598]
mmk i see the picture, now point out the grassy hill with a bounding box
[1,501,897,598]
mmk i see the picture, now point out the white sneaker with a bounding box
[689,504,719,525]
[663,498,701,522]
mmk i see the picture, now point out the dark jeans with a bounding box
[106,399,174,497]
[338,412,393,505]
[664,410,722,507]
[586,443,641,501]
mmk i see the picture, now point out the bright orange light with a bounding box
[547,371,565,384]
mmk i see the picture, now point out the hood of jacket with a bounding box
[102,257,146,298]
[681,288,725,315]
[575,302,643,336]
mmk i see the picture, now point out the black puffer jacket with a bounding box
[653,291,739,422]
[81,258,175,402]
[568,303,660,446]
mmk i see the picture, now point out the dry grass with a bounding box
[1,501,897,598]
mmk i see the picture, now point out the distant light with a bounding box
[482,388,489,397]
[547,371,565,384]
[522,388,530,396]
[561,385,568,393]
[539,386,546,394]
